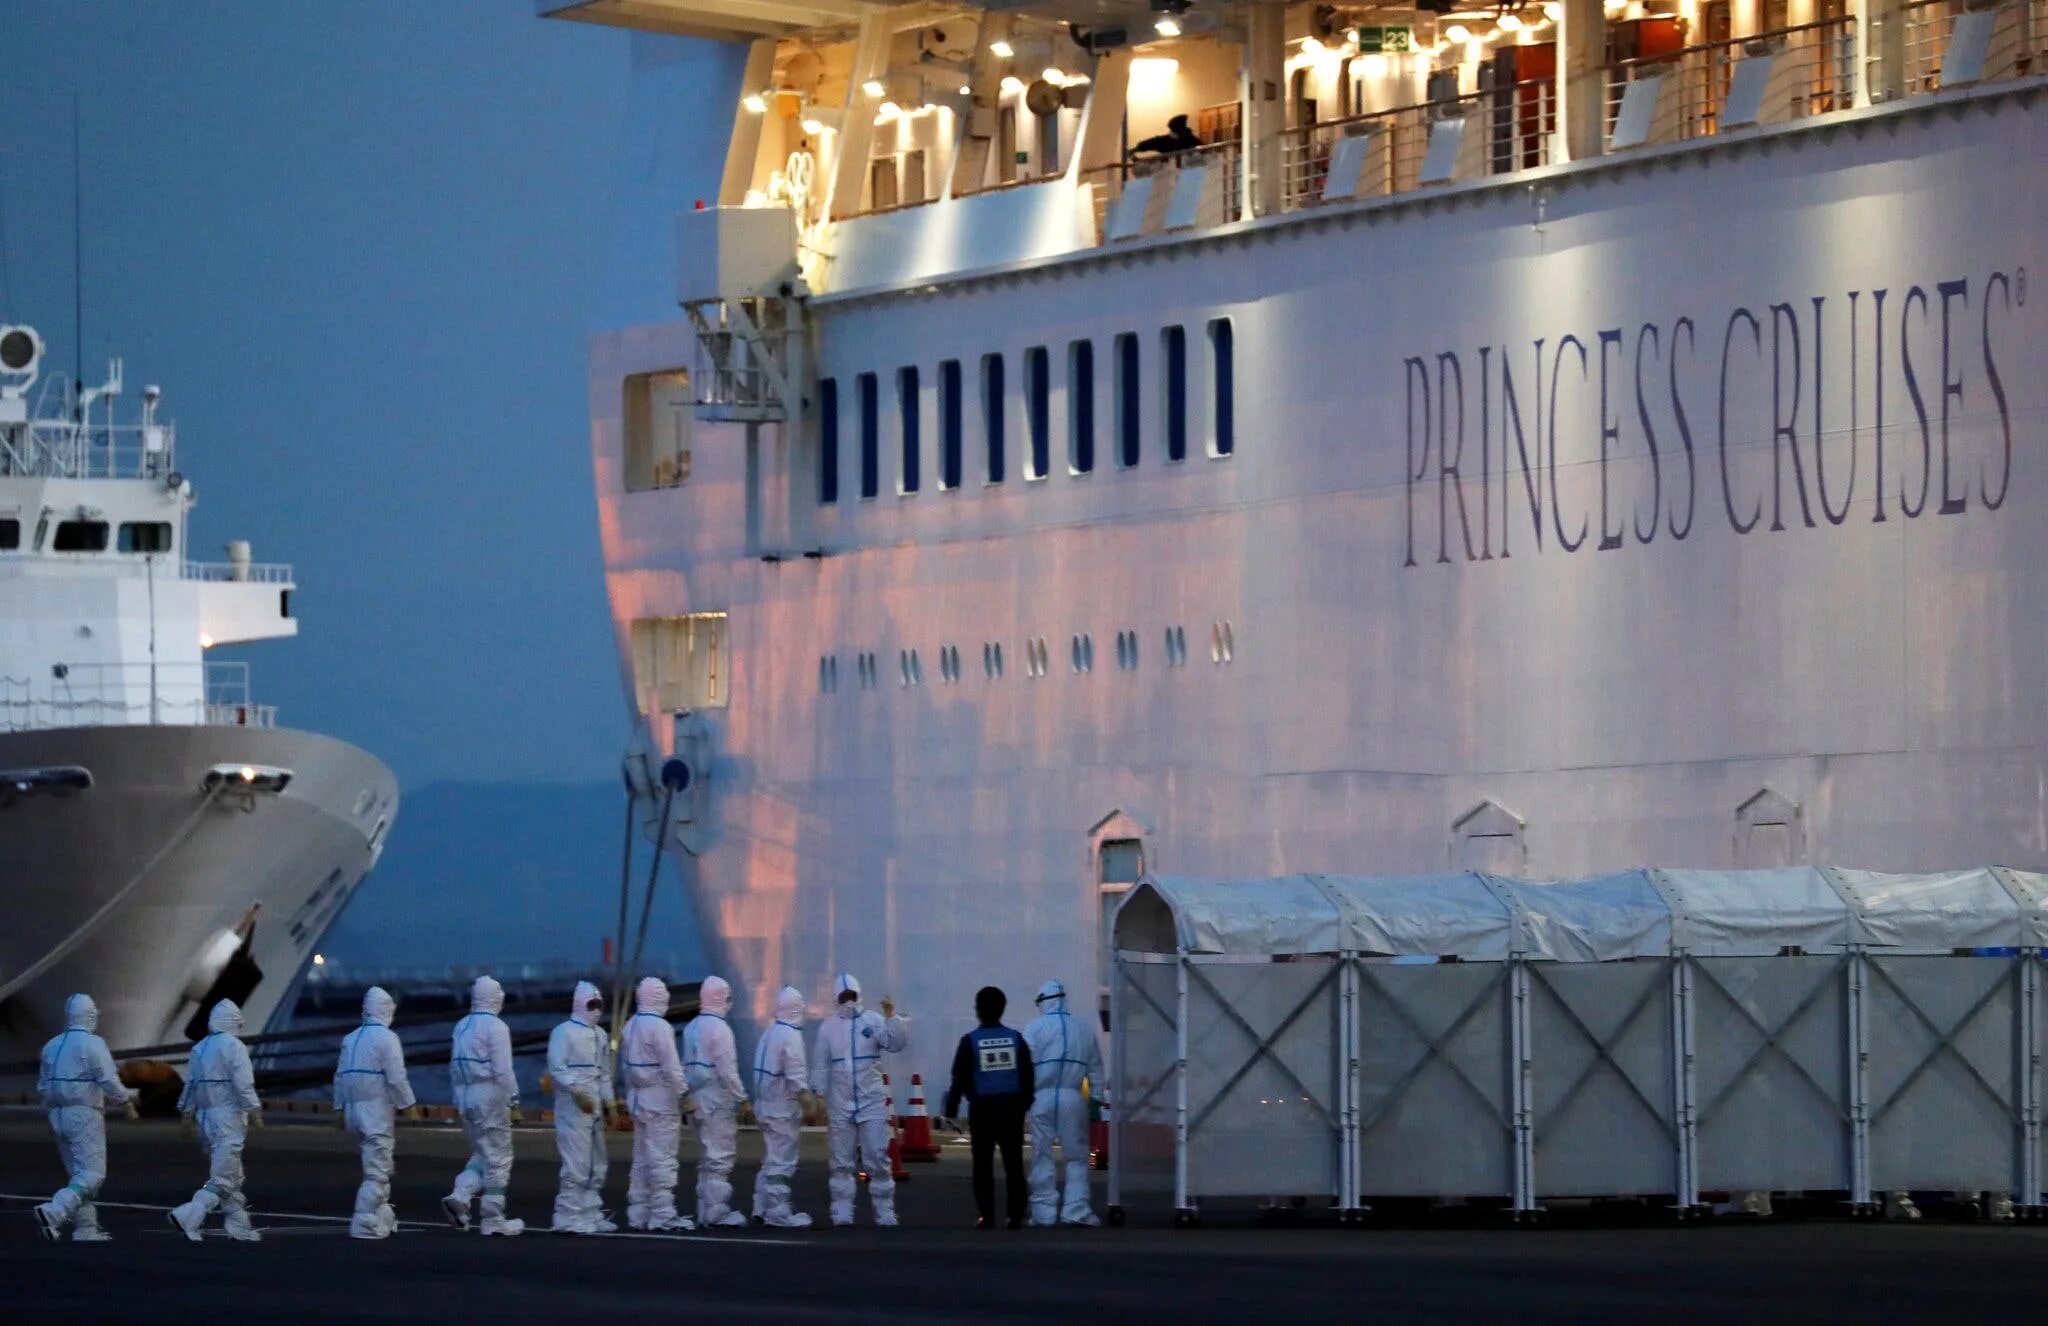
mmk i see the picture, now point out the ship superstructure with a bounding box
[0,324,396,1062]
[546,0,2047,1078]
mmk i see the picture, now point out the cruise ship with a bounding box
[544,0,2045,1079]
[0,325,397,1064]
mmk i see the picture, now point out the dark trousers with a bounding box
[968,1098,1028,1222]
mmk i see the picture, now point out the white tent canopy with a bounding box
[1116,867,2048,961]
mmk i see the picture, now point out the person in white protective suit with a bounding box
[1022,979,1105,1227]
[750,985,815,1228]
[681,974,751,1228]
[620,976,694,1231]
[443,974,524,1235]
[549,979,615,1233]
[810,972,907,1227]
[333,986,417,1238]
[34,993,135,1242]
[168,999,264,1243]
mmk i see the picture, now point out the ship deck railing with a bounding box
[1904,0,2048,93]
[0,416,177,483]
[182,559,295,585]
[0,557,293,584]
[1602,15,1859,149]
[1278,80,1559,215]
[0,660,276,733]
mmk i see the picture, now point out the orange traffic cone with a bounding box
[900,1073,941,1161]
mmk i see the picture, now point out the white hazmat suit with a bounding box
[444,975,523,1235]
[548,979,614,1233]
[682,974,750,1228]
[751,985,813,1228]
[333,986,416,1238]
[810,972,907,1227]
[620,976,693,1231]
[1023,979,1105,1227]
[34,993,133,1242]
[169,999,263,1242]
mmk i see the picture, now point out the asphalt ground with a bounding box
[6,1115,2048,1324]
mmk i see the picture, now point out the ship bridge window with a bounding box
[858,373,880,499]
[898,366,921,496]
[819,377,840,505]
[981,354,1006,484]
[1161,326,1187,463]
[1024,346,1050,481]
[628,613,729,713]
[118,522,173,554]
[1068,340,1095,475]
[622,369,692,492]
[53,520,109,553]
[938,360,962,491]
[1114,332,1139,468]
[1208,318,1235,458]
[0,518,18,550]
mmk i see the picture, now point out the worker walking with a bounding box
[548,979,615,1234]
[811,972,907,1227]
[681,975,748,1228]
[168,999,264,1243]
[1022,979,1106,1227]
[943,986,1035,1229]
[443,974,524,1235]
[333,986,417,1239]
[620,976,693,1231]
[750,984,815,1228]
[33,993,135,1242]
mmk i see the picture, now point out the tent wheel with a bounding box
[1105,1205,1125,1228]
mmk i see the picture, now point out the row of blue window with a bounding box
[818,319,1236,504]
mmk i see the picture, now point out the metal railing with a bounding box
[1281,81,1556,213]
[1903,0,1961,93]
[183,559,295,585]
[1904,0,2046,93]
[0,660,275,732]
[1604,17,1858,149]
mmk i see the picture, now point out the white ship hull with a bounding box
[588,82,2048,1082]
[0,724,396,1063]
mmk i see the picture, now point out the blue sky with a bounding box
[0,0,661,787]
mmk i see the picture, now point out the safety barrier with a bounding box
[1109,868,2048,1226]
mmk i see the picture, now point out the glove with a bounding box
[508,1103,524,1127]
[880,997,896,1019]
[248,1109,266,1129]
[681,1094,697,1119]
[403,1105,423,1121]
[333,1107,349,1131]
[601,1096,618,1121]
[798,1090,820,1116]
[572,1090,597,1116]
[179,1112,196,1139]
[123,1099,140,1121]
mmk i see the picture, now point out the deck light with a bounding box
[742,92,767,113]
[863,79,886,97]
[990,39,1014,58]
[1499,13,1524,31]
[1445,23,1471,42]
[802,117,826,135]
[1042,67,1065,85]
[877,101,901,121]
[1545,1,1561,15]
[1300,36,1325,57]
[203,763,292,795]
[1154,17,1181,35]
[1001,75,1025,93]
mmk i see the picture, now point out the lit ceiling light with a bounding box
[1499,13,1524,31]
[1544,1,1562,15]
[1445,23,1471,42]
[742,92,767,113]
[312,953,326,966]
[1042,67,1065,85]
[990,39,1014,58]
[1154,16,1181,35]
[1000,74,1025,93]
[1300,36,1325,57]
[1362,53,1387,78]
[862,79,886,97]
[958,83,971,95]
[1603,0,1625,10]
[1066,71,1090,84]
[877,100,900,121]
[198,632,214,649]
[801,117,826,135]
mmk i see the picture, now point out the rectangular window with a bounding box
[0,518,18,550]
[898,365,921,495]
[53,520,109,553]
[1114,332,1139,468]
[858,372,879,499]
[819,377,840,504]
[628,612,730,712]
[938,359,963,491]
[982,353,1006,484]
[1024,346,1050,480]
[622,369,693,492]
[1161,325,1187,463]
[118,522,173,553]
[1068,339,1095,474]
[1208,317,1235,457]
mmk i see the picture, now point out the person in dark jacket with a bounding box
[943,986,1035,1229]
[1132,113,1200,157]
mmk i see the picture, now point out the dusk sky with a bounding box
[0,0,714,791]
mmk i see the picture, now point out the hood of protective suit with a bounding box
[1035,979,1067,1014]
[207,998,244,1036]
[636,976,670,1016]
[362,986,396,1027]
[773,985,806,1026]
[833,971,860,1016]
[699,975,731,1016]
[471,975,505,1014]
[65,993,98,1032]
[572,979,604,1025]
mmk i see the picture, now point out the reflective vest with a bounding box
[970,1026,1024,1098]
